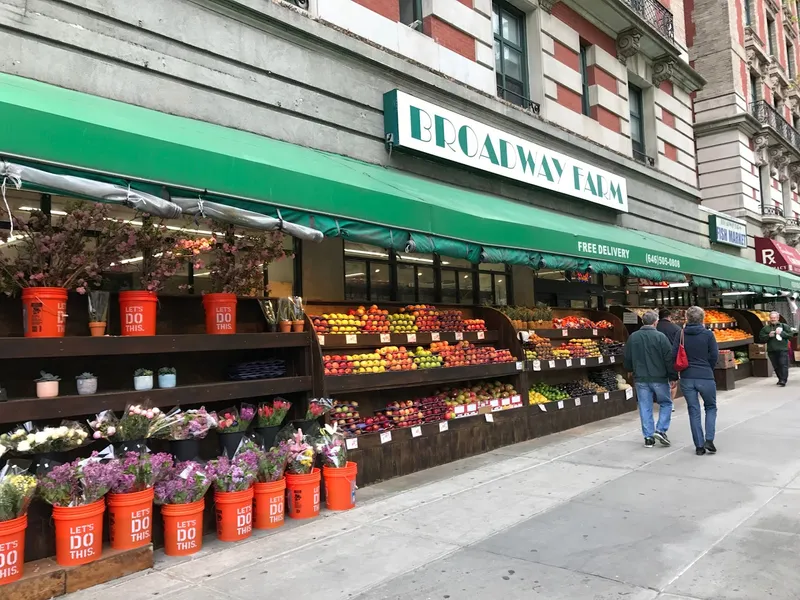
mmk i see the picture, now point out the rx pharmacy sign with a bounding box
[384,90,629,212]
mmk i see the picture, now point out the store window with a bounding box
[478,263,509,306]
[266,235,296,297]
[628,84,645,160]
[579,44,591,116]
[493,1,529,108]
[343,241,392,301]
[397,251,437,303]
[399,0,422,27]
[767,14,777,57]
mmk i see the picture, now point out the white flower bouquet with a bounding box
[0,421,89,455]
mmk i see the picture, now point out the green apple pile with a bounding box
[408,346,443,369]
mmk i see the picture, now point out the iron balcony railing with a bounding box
[786,217,800,228]
[751,100,800,152]
[632,149,655,167]
[621,0,675,43]
[763,205,785,218]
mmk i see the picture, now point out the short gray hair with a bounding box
[686,306,705,325]
[642,310,659,325]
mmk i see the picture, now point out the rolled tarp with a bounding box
[406,233,481,263]
[1,161,182,219]
[171,197,323,242]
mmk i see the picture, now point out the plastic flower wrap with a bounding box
[215,403,256,434]
[0,423,33,452]
[154,461,212,505]
[306,397,333,420]
[3,421,89,455]
[285,430,315,475]
[316,423,347,468]
[169,407,217,440]
[39,453,120,507]
[256,398,292,427]
[110,451,174,494]
[0,463,37,521]
[88,410,119,441]
[147,407,181,439]
[207,448,259,493]
[257,443,290,483]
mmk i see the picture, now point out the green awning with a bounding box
[0,73,785,289]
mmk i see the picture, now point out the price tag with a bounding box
[380,431,392,444]
[598,356,604,363]
[380,333,391,343]
[603,392,610,400]
[345,438,359,450]
[538,404,547,412]
[431,332,440,341]
[516,361,524,371]
[485,413,494,423]
[411,426,422,438]
[562,329,568,337]
[557,401,564,410]
[625,388,633,399]
[610,356,616,363]
[467,403,477,413]
[477,331,485,340]
[533,360,541,371]
[592,328,598,336]
[592,395,598,403]
[455,332,464,340]
[580,358,586,366]
[407,333,417,343]
[575,398,581,406]
[501,397,511,406]
[439,421,449,432]
[565,359,573,367]
[548,360,556,369]
[511,395,521,404]
[345,334,358,344]
[454,406,465,415]
[490,399,500,408]
[318,335,325,346]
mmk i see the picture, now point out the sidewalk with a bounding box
[67,377,800,600]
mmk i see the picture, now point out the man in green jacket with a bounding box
[624,310,677,448]
[759,311,797,387]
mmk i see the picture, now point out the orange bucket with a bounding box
[253,479,286,530]
[52,499,105,566]
[107,487,154,550]
[323,462,358,511]
[286,468,321,520]
[119,290,157,336]
[162,499,204,557]
[0,514,26,585]
[203,293,237,335]
[22,287,67,338]
[214,488,253,542]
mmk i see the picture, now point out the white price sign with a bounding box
[575,398,581,406]
[467,403,477,412]
[592,328,598,336]
[533,360,541,371]
[598,356,604,363]
[345,438,359,450]
[538,404,547,412]
[431,332,440,341]
[557,401,564,410]
[439,421,449,432]
[380,333,391,343]
[345,334,358,344]
[318,335,325,346]
[455,332,464,340]
[603,392,610,400]
[610,356,616,363]
[407,333,417,343]
[592,395,598,403]
[411,426,422,438]
[580,358,586,366]
[565,359,573,367]
[477,331,485,340]
[501,397,511,406]
[516,361,524,371]
[548,360,556,369]
[562,329,569,337]
[625,388,634,399]
[485,413,494,423]
[380,431,392,444]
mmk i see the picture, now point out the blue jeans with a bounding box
[635,382,673,439]
[680,378,717,449]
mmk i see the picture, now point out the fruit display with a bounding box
[388,313,417,333]
[528,389,550,405]
[438,309,466,332]
[552,347,571,359]
[360,305,390,333]
[734,351,750,365]
[523,334,554,361]
[408,346,444,369]
[557,379,599,397]
[421,395,448,423]
[750,310,771,323]
[704,309,735,325]
[331,400,361,434]
[464,319,487,331]
[382,400,424,428]
[377,346,413,371]
[560,339,601,358]
[553,316,595,329]
[436,341,514,367]
[323,352,386,375]
[530,382,569,402]
[311,312,363,334]
[713,328,750,343]
[589,368,618,391]
[616,374,631,391]
[594,320,614,329]
[599,338,624,357]
[402,304,440,332]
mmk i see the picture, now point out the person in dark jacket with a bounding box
[758,311,797,387]
[657,308,682,411]
[672,306,719,456]
[624,310,676,448]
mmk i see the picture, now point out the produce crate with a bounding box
[749,343,767,359]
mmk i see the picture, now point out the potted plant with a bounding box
[154,461,213,557]
[35,371,60,398]
[0,466,37,584]
[253,443,290,530]
[277,298,293,332]
[87,290,110,336]
[258,299,278,332]
[158,367,177,389]
[0,202,136,338]
[75,372,98,396]
[133,369,153,391]
[206,449,259,542]
[290,296,305,332]
[215,404,256,456]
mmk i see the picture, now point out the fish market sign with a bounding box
[384,90,628,212]
[708,215,747,248]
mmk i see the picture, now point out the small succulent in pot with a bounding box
[133,368,154,391]
[35,371,60,399]
[158,367,177,389]
[75,372,98,396]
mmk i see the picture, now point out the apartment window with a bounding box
[789,42,797,79]
[629,83,645,158]
[744,0,752,26]
[750,73,760,103]
[768,15,778,56]
[493,1,529,107]
[399,0,422,27]
[579,44,591,116]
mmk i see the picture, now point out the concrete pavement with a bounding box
[67,377,800,600]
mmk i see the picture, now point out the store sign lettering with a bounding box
[708,215,747,248]
[576,240,681,269]
[384,90,629,212]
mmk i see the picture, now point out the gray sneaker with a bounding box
[653,431,671,447]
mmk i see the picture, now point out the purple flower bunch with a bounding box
[169,408,217,440]
[154,461,212,505]
[39,454,120,507]
[110,451,174,494]
[207,450,259,492]
[216,403,255,434]
[257,443,290,483]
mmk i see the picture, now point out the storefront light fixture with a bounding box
[19,205,68,216]
[345,272,365,278]
[640,283,689,289]
[345,248,389,258]
[720,291,756,296]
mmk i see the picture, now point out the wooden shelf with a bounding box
[0,376,313,422]
[317,330,497,349]
[717,337,754,350]
[705,322,738,330]
[526,328,614,339]
[326,362,522,394]
[527,354,623,371]
[0,332,311,359]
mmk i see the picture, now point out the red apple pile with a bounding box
[464,319,487,331]
[438,310,465,332]
[331,400,361,434]
[358,305,390,333]
[377,345,414,371]
[384,399,424,428]
[435,341,515,367]
[404,304,441,332]
[420,395,448,423]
